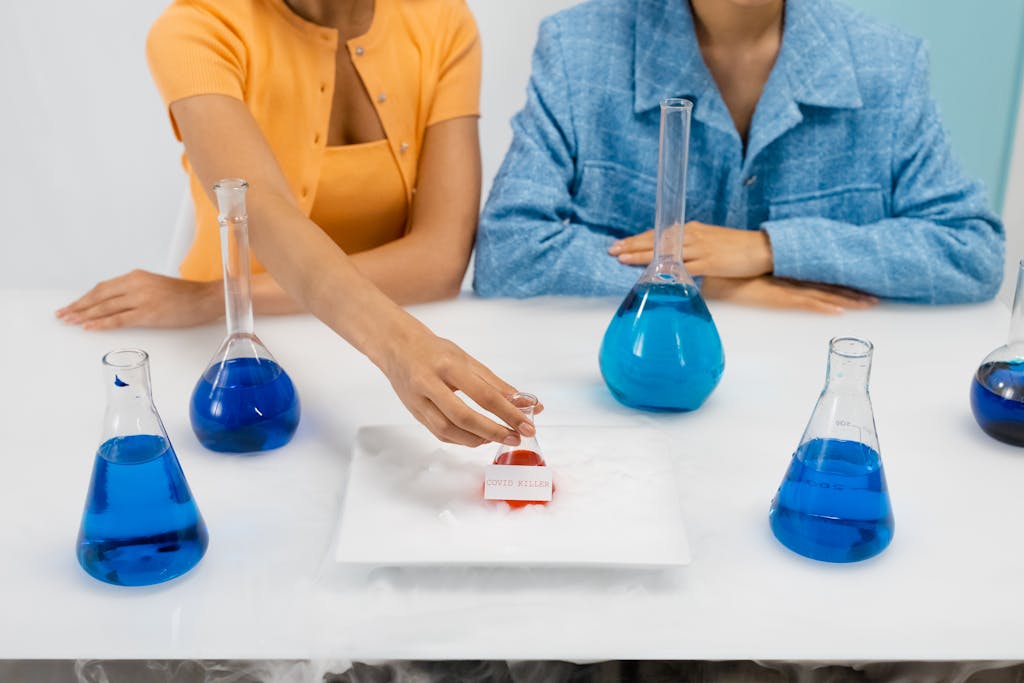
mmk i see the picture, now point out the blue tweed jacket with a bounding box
[474,0,1005,302]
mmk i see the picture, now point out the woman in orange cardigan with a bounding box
[58,0,536,448]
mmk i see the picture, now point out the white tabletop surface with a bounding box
[2,290,1023,661]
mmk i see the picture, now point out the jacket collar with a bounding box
[633,0,863,120]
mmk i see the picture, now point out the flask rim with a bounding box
[661,97,693,112]
[509,392,539,411]
[102,348,149,370]
[213,178,249,193]
[829,336,872,359]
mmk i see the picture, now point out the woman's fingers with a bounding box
[792,281,879,304]
[435,392,518,446]
[82,310,137,331]
[608,230,655,256]
[784,281,878,310]
[618,250,654,265]
[68,295,134,325]
[413,398,488,448]
[791,294,844,315]
[459,371,536,437]
[57,279,124,319]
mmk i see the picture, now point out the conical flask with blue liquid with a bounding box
[598,98,724,411]
[769,337,894,563]
[970,259,1024,445]
[77,349,209,586]
[190,179,300,453]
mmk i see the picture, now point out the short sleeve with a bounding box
[146,1,247,139]
[425,1,482,126]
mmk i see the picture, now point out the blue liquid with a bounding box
[971,360,1024,446]
[77,435,208,586]
[190,356,300,453]
[769,438,894,563]
[599,281,724,411]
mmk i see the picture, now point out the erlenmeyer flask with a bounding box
[492,393,545,467]
[190,179,300,453]
[598,98,724,411]
[490,392,550,507]
[971,259,1024,445]
[77,349,209,586]
[769,337,894,563]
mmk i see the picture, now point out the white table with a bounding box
[2,290,1022,662]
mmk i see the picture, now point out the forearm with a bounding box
[349,231,470,304]
[246,192,425,368]
[250,273,304,315]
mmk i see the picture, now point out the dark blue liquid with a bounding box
[599,281,724,411]
[769,438,894,563]
[971,360,1024,446]
[190,356,300,453]
[77,435,208,586]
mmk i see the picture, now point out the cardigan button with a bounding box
[355,46,365,56]
[399,142,409,154]
[377,93,388,103]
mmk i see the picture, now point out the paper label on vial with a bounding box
[483,465,553,502]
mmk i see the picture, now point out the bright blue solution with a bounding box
[769,438,894,563]
[970,360,1024,446]
[77,434,208,586]
[599,281,724,411]
[190,356,300,453]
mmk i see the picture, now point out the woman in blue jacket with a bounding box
[475,0,1005,312]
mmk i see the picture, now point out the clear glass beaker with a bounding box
[598,98,724,411]
[77,349,209,586]
[491,392,550,507]
[190,179,300,453]
[971,259,1024,445]
[769,337,894,563]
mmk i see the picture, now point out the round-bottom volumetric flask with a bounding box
[600,279,723,411]
[190,179,300,453]
[971,259,1024,446]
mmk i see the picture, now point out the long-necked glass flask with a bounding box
[78,349,209,586]
[971,259,1024,445]
[599,99,724,411]
[190,179,300,453]
[769,337,894,563]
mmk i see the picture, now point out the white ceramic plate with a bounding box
[332,425,691,568]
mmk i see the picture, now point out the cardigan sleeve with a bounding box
[425,1,481,126]
[146,1,247,140]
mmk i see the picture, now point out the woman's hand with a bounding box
[57,270,222,330]
[375,320,542,448]
[609,222,773,277]
[702,275,878,314]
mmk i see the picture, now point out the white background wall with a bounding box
[0,0,1020,293]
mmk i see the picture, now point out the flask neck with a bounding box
[824,349,872,392]
[493,392,544,463]
[651,99,692,267]
[215,179,255,337]
[800,337,879,451]
[101,349,167,441]
[1008,259,1024,346]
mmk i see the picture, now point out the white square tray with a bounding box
[331,425,690,569]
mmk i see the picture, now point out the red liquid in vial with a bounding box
[489,449,553,508]
[494,449,546,466]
